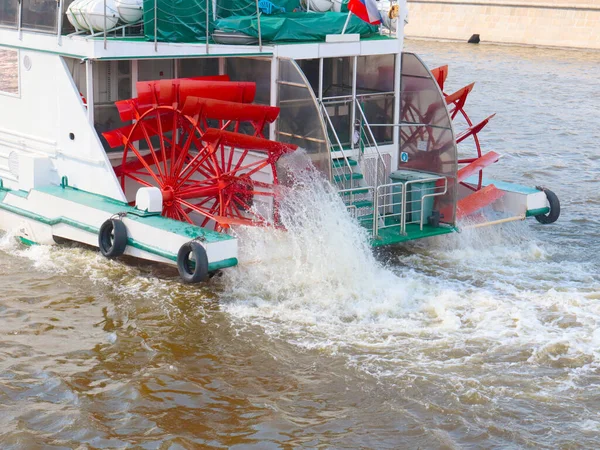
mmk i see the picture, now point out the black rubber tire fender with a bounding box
[535,188,560,224]
[98,219,128,257]
[177,241,209,283]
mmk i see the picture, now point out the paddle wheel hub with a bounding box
[102,76,296,230]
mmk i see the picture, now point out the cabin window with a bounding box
[0,47,19,96]
[0,0,18,28]
[94,60,133,151]
[61,0,77,34]
[356,54,395,144]
[226,57,270,105]
[63,56,87,98]
[320,57,353,147]
[277,58,330,176]
[295,58,319,94]
[178,58,219,78]
[21,0,58,33]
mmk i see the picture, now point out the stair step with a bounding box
[346,200,373,209]
[339,188,370,196]
[333,172,364,183]
[332,158,358,168]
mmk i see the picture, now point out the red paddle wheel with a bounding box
[429,65,505,218]
[400,65,504,219]
[102,76,296,230]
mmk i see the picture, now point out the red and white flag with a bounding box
[347,0,382,25]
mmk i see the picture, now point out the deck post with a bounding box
[154,0,158,51]
[351,55,357,165]
[255,0,263,52]
[269,55,278,141]
[57,0,63,45]
[85,60,95,127]
[17,0,22,40]
[205,0,209,54]
[103,0,107,49]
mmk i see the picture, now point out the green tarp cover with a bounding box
[217,0,301,18]
[143,0,213,42]
[215,12,378,42]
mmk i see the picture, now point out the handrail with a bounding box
[319,101,356,189]
[374,181,403,237]
[354,98,387,172]
[339,186,377,236]
[321,92,396,102]
[401,176,447,233]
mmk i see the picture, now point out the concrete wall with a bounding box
[405,0,600,50]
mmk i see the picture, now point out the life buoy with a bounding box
[177,241,209,283]
[535,188,560,224]
[98,219,128,257]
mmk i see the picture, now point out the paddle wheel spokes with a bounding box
[102,79,298,231]
[431,65,497,192]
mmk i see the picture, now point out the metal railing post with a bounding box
[154,0,157,51]
[103,0,107,49]
[205,0,209,53]
[57,0,63,44]
[255,0,262,52]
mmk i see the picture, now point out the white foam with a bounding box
[220,152,600,390]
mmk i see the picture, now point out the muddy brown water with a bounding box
[0,40,599,448]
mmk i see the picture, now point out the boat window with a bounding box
[226,57,270,105]
[295,59,319,94]
[321,57,353,146]
[61,0,77,34]
[0,47,19,96]
[178,58,219,78]
[356,54,396,144]
[138,59,174,81]
[399,52,457,224]
[63,56,87,98]
[322,57,352,98]
[0,0,18,28]
[21,0,58,33]
[277,58,330,178]
[94,60,133,151]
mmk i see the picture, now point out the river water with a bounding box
[1,40,599,448]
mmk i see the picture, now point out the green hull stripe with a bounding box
[19,237,38,246]
[35,185,233,243]
[0,198,238,270]
[526,207,550,217]
[208,258,238,272]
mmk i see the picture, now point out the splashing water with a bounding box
[220,151,600,397]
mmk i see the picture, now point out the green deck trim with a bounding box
[36,185,233,243]
[333,172,364,183]
[370,223,456,247]
[0,187,238,270]
[526,207,550,217]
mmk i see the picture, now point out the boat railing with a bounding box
[354,98,387,184]
[341,175,448,239]
[319,101,358,190]
[401,176,447,233]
